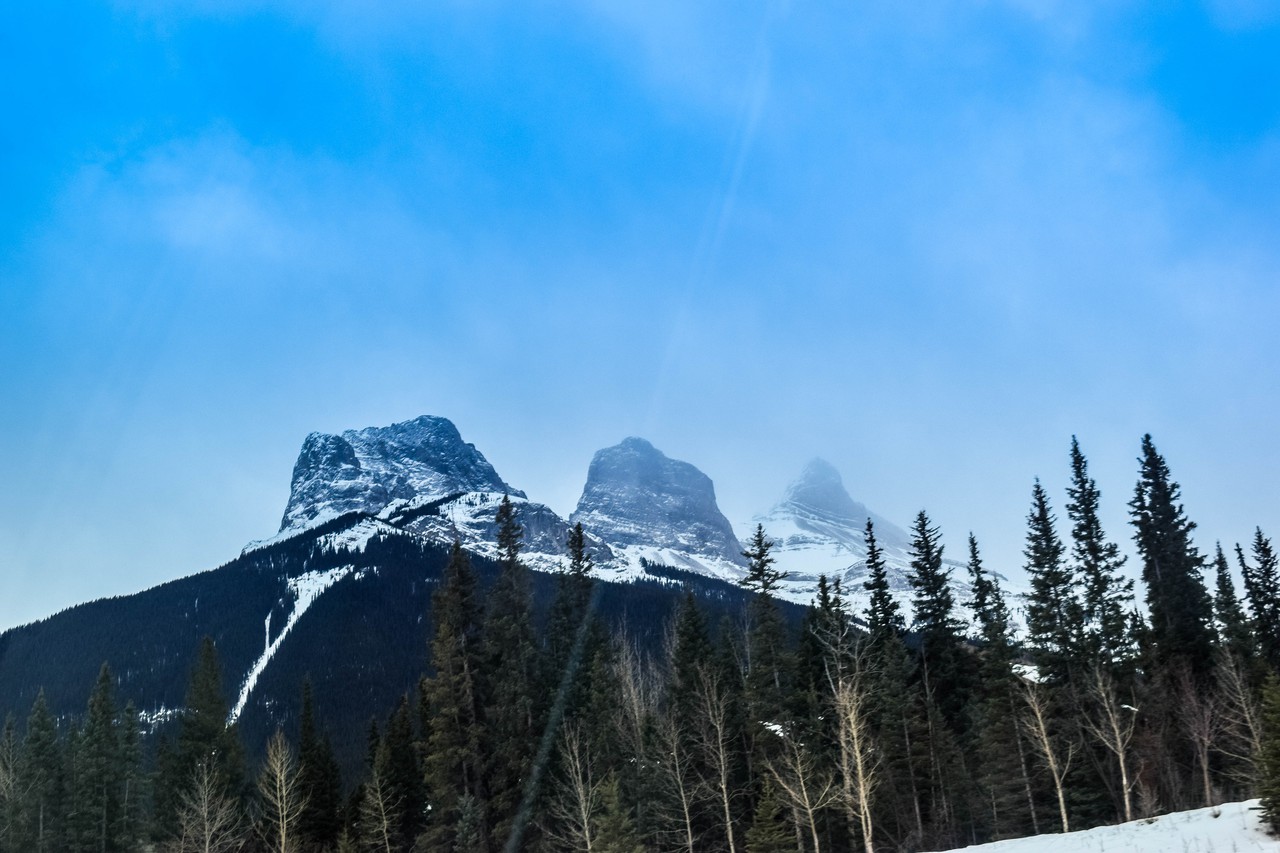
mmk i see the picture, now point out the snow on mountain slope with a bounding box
[280,415,521,532]
[378,490,613,574]
[929,800,1273,853]
[745,459,1030,624]
[229,564,360,723]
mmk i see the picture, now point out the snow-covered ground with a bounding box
[930,800,1277,853]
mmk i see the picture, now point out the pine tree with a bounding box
[593,772,645,853]
[381,696,424,845]
[743,778,791,853]
[482,495,543,847]
[114,702,144,852]
[1212,544,1255,663]
[1129,434,1215,680]
[68,663,121,853]
[1022,481,1079,686]
[1257,675,1280,834]
[1239,528,1280,670]
[157,637,246,839]
[740,524,788,597]
[1066,438,1135,673]
[19,690,62,853]
[965,536,1033,841]
[297,680,342,848]
[863,518,905,641]
[739,525,790,731]
[422,540,489,850]
[906,510,970,729]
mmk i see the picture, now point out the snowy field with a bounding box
[931,800,1278,853]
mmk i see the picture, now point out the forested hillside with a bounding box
[1,437,1277,853]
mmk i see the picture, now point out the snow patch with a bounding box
[228,565,356,724]
[928,799,1272,853]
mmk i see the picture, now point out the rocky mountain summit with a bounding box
[571,437,745,575]
[280,415,522,531]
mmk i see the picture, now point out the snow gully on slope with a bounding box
[228,565,356,724]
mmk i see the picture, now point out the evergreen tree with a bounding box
[18,690,62,853]
[1066,438,1135,673]
[906,510,970,728]
[743,778,791,853]
[68,663,121,853]
[381,696,424,845]
[863,518,905,641]
[422,542,489,852]
[482,495,543,847]
[739,524,788,597]
[1239,528,1280,670]
[156,637,245,839]
[965,535,1032,841]
[1212,544,1255,663]
[1022,481,1079,686]
[593,772,645,853]
[1258,675,1280,834]
[739,525,790,730]
[114,702,144,852]
[297,679,342,848]
[1129,434,1215,680]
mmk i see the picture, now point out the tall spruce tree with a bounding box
[1128,434,1215,680]
[906,510,970,728]
[422,540,489,852]
[739,524,790,728]
[1239,528,1280,670]
[155,637,245,839]
[68,663,121,853]
[1212,544,1255,663]
[1022,481,1079,686]
[297,679,342,849]
[1258,675,1280,834]
[482,494,543,848]
[965,535,1031,841]
[19,690,62,853]
[1066,438,1135,673]
[863,518,905,641]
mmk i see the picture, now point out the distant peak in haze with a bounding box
[280,415,521,531]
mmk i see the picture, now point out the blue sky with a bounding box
[2,1,1278,630]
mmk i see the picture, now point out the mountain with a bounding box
[747,458,1028,625]
[571,437,746,582]
[0,416,803,778]
[280,415,522,532]
[0,515,787,780]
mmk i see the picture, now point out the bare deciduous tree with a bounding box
[653,714,703,853]
[172,760,244,853]
[359,763,401,853]
[1175,670,1218,807]
[694,666,742,853]
[832,661,879,853]
[1215,652,1262,791]
[545,725,601,852]
[1080,666,1139,822]
[257,730,308,853]
[1021,682,1076,834]
[767,725,839,853]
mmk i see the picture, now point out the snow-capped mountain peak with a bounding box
[280,415,521,532]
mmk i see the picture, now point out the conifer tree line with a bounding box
[3,437,1280,851]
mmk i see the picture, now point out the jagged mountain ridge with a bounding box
[280,415,524,531]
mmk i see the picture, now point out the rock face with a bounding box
[571,437,744,566]
[280,416,521,531]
